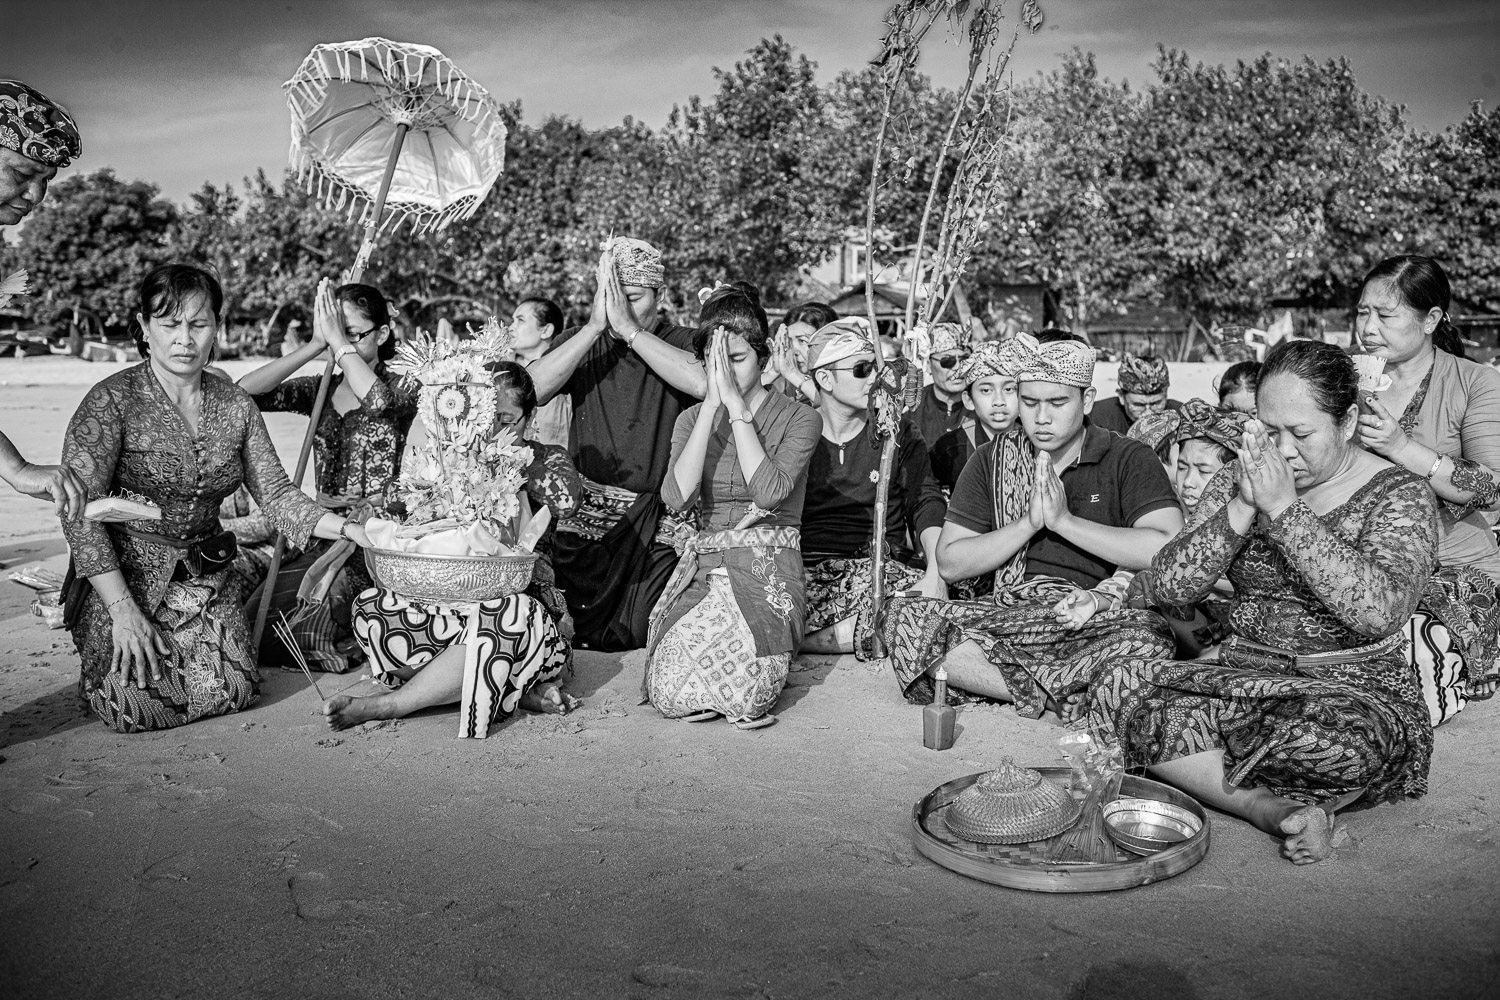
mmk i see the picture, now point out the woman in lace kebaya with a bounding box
[1088,341,1438,865]
[644,283,822,729]
[237,278,418,672]
[62,264,369,733]
[1352,255,1500,725]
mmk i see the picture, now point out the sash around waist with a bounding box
[689,526,801,554]
[112,522,223,550]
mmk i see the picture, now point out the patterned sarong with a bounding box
[1409,565,1500,726]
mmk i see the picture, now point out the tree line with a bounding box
[4,38,1497,345]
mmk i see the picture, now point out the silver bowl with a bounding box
[1102,797,1203,856]
[364,548,536,605]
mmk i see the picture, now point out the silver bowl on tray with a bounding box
[1102,797,1203,855]
[364,548,536,605]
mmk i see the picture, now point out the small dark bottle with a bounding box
[923,667,957,750]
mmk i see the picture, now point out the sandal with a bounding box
[682,710,721,723]
[732,715,777,731]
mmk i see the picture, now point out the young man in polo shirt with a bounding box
[882,335,1181,715]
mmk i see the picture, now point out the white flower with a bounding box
[869,470,880,483]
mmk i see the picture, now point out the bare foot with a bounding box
[323,694,394,731]
[1059,691,1089,725]
[520,682,579,715]
[1279,804,1339,865]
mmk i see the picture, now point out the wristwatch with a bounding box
[333,344,357,366]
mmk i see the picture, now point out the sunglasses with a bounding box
[829,360,876,379]
[934,354,970,369]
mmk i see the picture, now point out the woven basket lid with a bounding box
[945,758,1081,844]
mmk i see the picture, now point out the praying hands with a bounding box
[1235,419,1298,520]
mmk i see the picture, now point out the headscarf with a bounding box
[1126,398,1248,456]
[902,321,971,378]
[1174,398,1248,452]
[1011,332,1096,389]
[605,237,664,289]
[1117,353,1169,394]
[957,337,1026,387]
[0,81,81,168]
[806,320,874,370]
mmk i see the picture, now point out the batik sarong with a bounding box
[804,555,925,660]
[1409,565,1500,726]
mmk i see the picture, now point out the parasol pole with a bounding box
[252,122,411,655]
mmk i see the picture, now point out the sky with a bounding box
[5,0,1498,203]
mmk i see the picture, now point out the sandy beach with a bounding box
[1,358,1495,1000]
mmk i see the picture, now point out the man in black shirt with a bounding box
[799,323,947,657]
[910,322,971,449]
[1089,353,1184,435]
[882,334,1180,712]
[529,239,706,650]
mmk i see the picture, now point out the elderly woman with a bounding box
[1089,341,1438,865]
[238,277,418,672]
[644,283,822,729]
[326,362,582,736]
[1353,255,1500,724]
[61,264,366,732]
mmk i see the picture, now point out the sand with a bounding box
[1,357,1495,1000]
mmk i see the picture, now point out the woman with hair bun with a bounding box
[643,281,822,729]
[1088,340,1439,866]
[61,264,366,732]
[1353,254,1500,724]
[237,277,419,673]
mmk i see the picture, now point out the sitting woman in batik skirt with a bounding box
[325,362,583,736]
[1088,341,1438,865]
[644,283,822,730]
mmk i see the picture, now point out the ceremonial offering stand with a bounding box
[911,767,1210,893]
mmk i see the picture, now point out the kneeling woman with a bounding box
[644,283,822,729]
[62,264,364,732]
[325,362,583,736]
[1089,341,1438,865]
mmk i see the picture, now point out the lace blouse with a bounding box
[62,365,326,610]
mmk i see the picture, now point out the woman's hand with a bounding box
[1355,396,1407,458]
[1052,589,1100,631]
[5,461,87,520]
[312,277,345,355]
[715,330,746,417]
[1241,423,1297,518]
[701,330,724,414]
[343,521,371,548]
[109,598,169,690]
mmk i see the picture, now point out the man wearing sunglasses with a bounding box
[912,322,973,452]
[800,322,948,657]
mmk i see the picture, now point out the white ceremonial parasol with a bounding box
[253,37,509,654]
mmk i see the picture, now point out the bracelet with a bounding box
[339,518,353,540]
[625,329,640,350]
[1426,454,1446,481]
[106,593,132,612]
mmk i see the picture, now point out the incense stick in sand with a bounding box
[275,612,325,701]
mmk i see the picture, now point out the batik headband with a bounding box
[1174,398,1248,452]
[0,81,81,168]
[1013,333,1095,389]
[806,320,875,370]
[957,337,1026,386]
[1117,353,1169,394]
[605,236,664,289]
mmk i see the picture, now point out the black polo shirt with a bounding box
[945,422,1180,589]
[1088,396,1184,435]
[914,384,966,453]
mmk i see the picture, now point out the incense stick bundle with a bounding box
[274,612,326,701]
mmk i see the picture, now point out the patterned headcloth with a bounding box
[957,337,1027,387]
[928,322,971,355]
[806,320,874,370]
[1117,353,1170,394]
[606,237,664,289]
[1012,332,1096,389]
[1175,398,1248,452]
[0,81,81,168]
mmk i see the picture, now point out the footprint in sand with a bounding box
[287,871,343,920]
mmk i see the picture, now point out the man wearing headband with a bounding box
[909,322,972,451]
[882,332,1183,715]
[929,338,1027,497]
[0,81,87,519]
[528,237,708,650]
[799,322,948,657]
[1090,352,1183,435]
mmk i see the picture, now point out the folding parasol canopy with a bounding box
[253,37,509,653]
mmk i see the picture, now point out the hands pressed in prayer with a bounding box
[1354,395,1407,457]
[701,329,725,413]
[1036,454,1070,530]
[1238,420,1297,518]
[601,248,644,342]
[312,277,347,356]
[712,329,748,419]
[1052,588,1100,631]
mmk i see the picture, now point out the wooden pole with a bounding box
[252,122,411,656]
